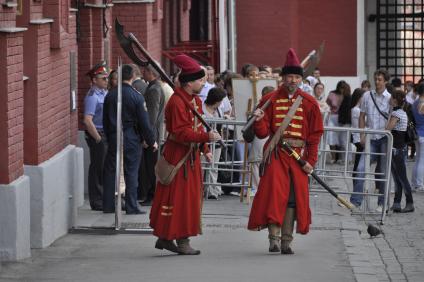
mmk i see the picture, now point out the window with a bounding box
[377,0,424,83]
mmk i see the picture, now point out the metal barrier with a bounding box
[314,126,393,223]
[199,118,394,223]
[201,118,253,203]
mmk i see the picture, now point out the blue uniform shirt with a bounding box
[84,86,108,129]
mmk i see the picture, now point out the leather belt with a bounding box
[168,134,190,146]
[280,138,305,148]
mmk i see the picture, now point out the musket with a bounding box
[281,141,355,210]
[241,42,325,134]
[241,98,273,134]
[115,19,225,148]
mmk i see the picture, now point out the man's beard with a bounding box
[286,83,299,93]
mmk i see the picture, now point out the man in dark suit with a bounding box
[103,64,157,214]
[131,64,148,96]
[138,64,166,205]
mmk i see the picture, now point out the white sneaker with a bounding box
[375,205,383,213]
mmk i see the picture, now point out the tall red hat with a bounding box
[281,48,303,77]
[172,54,205,83]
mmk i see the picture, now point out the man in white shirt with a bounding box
[198,66,215,102]
[350,69,391,210]
[199,66,232,115]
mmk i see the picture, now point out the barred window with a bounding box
[377,0,424,83]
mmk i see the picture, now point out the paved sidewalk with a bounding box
[2,161,422,282]
[324,160,424,282]
[0,195,358,282]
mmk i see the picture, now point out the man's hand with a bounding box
[253,108,265,121]
[142,141,149,149]
[302,161,314,174]
[205,152,213,163]
[208,130,221,142]
[152,142,158,152]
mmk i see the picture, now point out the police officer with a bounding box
[103,64,157,214]
[83,61,109,211]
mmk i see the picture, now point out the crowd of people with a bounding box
[82,51,424,255]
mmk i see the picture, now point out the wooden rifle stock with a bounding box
[281,141,355,210]
[241,99,272,133]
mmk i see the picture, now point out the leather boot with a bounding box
[268,224,281,252]
[176,238,201,255]
[401,203,414,213]
[281,208,295,255]
[155,239,179,254]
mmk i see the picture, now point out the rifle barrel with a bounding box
[282,141,354,210]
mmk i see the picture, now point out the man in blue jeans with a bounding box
[351,69,391,211]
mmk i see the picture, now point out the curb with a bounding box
[340,217,379,282]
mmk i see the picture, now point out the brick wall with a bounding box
[21,1,78,165]
[111,0,190,77]
[0,2,16,28]
[111,3,149,69]
[236,0,357,76]
[0,32,24,184]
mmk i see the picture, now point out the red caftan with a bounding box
[149,88,209,240]
[247,86,324,234]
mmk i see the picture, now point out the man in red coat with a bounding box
[248,49,324,254]
[150,55,221,255]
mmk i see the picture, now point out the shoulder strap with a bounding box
[370,91,388,120]
[262,95,303,164]
[161,135,193,169]
[174,145,193,171]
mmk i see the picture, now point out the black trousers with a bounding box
[138,147,158,201]
[85,131,106,209]
[391,147,414,204]
[103,129,142,213]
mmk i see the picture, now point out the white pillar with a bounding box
[228,0,237,72]
[218,0,228,72]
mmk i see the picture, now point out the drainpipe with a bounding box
[227,0,237,72]
[218,0,227,71]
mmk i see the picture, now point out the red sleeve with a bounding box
[166,97,209,143]
[304,99,324,166]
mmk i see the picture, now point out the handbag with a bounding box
[405,120,418,144]
[155,145,192,185]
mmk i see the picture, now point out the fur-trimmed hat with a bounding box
[173,55,205,83]
[281,48,303,77]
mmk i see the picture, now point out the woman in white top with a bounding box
[386,90,414,213]
[202,87,228,199]
[350,88,365,180]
